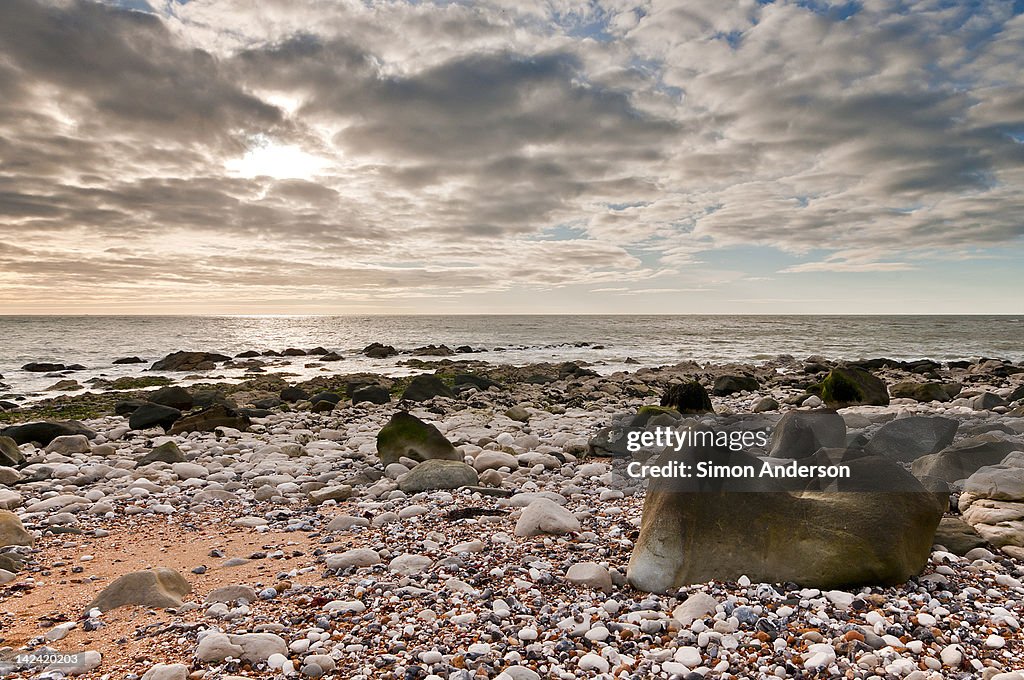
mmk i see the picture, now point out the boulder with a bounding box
[167,404,250,435]
[0,509,34,547]
[137,441,186,467]
[84,567,191,613]
[504,405,530,422]
[1,420,95,446]
[308,485,354,505]
[115,399,148,416]
[148,386,194,411]
[205,585,258,604]
[911,435,1019,483]
[0,435,23,467]
[712,375,759,396]
[129,403,182,431]
[768,410,846,459]
[627,445,945,592]
[44,434,91,455]
[514,498,581,537]
[113,356,145,364]
[311,392,342,405]
[661,382,713,414]
[820,367,889,407]
[351,385,390,405]
[671,592,720,626]
[752,397,780,413]
[971,393,1007,411]
[398,459,479,492]
[325,548,382,570]
[865,416,958,463]
[933,517,987,555]
[376,412,460,466]
[401,375,455,401]
[890,382,952,403]
[280,386,309,403]
[151,351,230,371]
[473,450,519,472]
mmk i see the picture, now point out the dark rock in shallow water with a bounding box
[281,348,307,356]
[137,441,186,466]
[712,374,759,396]
[820,367,889,407]
[235,350,260,358]
[660,381,713,414]
[627,444,946,592]
[307,346,329,355]
[129,403,182,431]
[865,416,958,463]
[318,352,344,362]
[363,343,398,358]
[149,386,194,411]
[890,382,952,403]
[769,410,846,459]
[112,356,145,364]
[351,385,390,405]
[280,387,309,403]
[401,375,455,402]
[151,351,231,371]
[2,420,95,446]
[168,404,250,435]
[912,434,1019,483]
[412,344,454,356]
[22,362,66,372]
[376,411,460,465]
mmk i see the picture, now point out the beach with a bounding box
[1,346,1023,679]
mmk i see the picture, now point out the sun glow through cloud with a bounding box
[226,136,331,180]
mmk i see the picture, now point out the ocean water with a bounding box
[0,315,1021,398]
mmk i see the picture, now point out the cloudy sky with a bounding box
[1,0,1022,314]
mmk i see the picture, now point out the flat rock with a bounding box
[325,548,381,570]
[565,562,613,593]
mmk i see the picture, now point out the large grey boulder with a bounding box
[627,444,945,592]
[865,416,958,463]
[768,410,846,459]
[376,412,460,466]
[911,435,1019,483]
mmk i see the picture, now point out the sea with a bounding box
[1,315,1021,399]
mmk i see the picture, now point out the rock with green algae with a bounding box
[820,366,890,407]
[376,411,460,466]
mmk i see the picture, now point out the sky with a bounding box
[0,0,1022,314]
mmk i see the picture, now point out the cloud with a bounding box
[0,0,1021,311]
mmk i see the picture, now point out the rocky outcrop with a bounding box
[911,434,1019,483]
